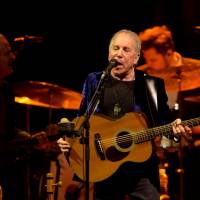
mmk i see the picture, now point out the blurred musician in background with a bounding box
[138,25,200,200]
[0,33,31,200]
[138,25,200,113]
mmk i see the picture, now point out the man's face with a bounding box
[108,32,140,77]
[142,47,169,71]
[0,37,15,79]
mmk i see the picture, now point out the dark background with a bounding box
[2,0,200,131]
[1,1,200,199]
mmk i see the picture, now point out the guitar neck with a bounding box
[134,117,200,143]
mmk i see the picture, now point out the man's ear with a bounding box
[134,53,141,65]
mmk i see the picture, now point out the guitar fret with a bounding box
[135,125,171,143]
[183,117,200,127]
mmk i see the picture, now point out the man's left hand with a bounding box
[172,118,193,142]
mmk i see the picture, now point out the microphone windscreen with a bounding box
[59,117,69,124]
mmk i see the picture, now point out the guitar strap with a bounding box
[144,74,158,127]
[145,75,158,110]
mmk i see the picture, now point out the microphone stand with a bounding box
[78,69,111,200]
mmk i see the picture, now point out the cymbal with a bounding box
[15,96,55,108]
[138,63,200,92]
[14,81,82,109]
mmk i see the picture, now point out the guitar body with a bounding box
[70,112,152,182]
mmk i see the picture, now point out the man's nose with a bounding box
[116,49,123,56]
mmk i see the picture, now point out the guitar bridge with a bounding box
[94,133,106,160]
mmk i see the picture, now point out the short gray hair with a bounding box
[109,29,141,56]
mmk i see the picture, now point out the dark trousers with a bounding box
[0,162,28,200]
[94,178,160,200]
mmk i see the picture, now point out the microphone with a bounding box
[58,118,79,137]
[13,35,43,43]
[105,59,120,74]
[58,118,76,163]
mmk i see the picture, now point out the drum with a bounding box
[38,153,94,200]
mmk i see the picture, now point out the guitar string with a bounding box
[100,127,170,145]
[99,118,200,145]
[101,119,199,145]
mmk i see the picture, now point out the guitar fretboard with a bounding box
[134,117,200,143]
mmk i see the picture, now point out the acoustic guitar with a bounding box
[68,112,200,183]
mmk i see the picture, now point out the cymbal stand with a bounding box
[26,104,31,133]
[173,68,182,113]
[45,172,62,200]
[174,68,184,200]
[48,88,54,124]
[25,104,31,200]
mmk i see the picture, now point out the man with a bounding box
[0,33,31,200]
[57,29,192,200]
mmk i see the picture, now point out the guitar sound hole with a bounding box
[117,131,132,149]
[106,146,129,162]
